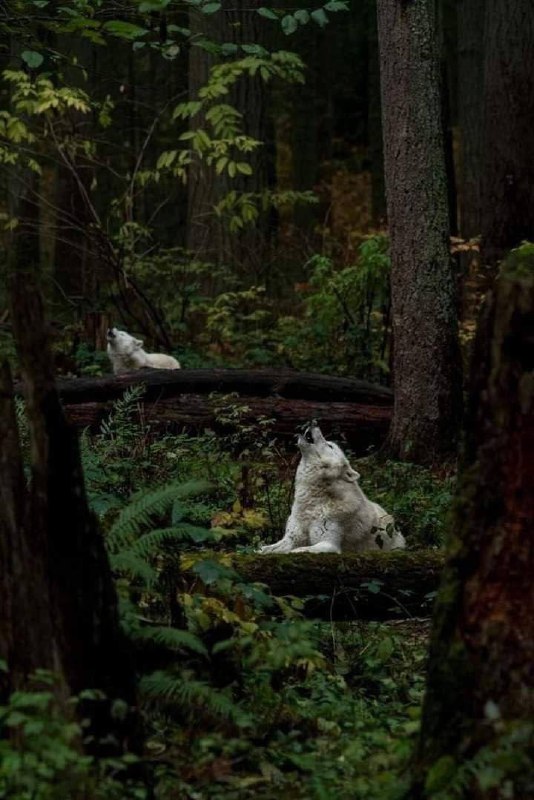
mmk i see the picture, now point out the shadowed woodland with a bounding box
[0,1,533,798]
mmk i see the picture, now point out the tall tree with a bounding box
[457,0,484,241]
[414,248,534,798]
[480,0,534,269]
[0,169,135,726]
[186,1,271,278]
[376,0,462,464]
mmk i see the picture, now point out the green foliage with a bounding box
[353,457,455,548]
[424,722,533,799]
[275,235,391,380]
[500,240,534,280]
[0,673,146,800]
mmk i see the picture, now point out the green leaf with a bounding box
[103,21,148,40]
[257,7,278,20]
[281,14,298,35]
[201,2,221,13]
[425,756,457,794]
[193,559,239,586]
[21,50,44,69]
[139,0,171,10]
[294,9,310,25]
[311,8,329,27]
[241,44,268,56]
[236,162,252,176]
[362,579,383,594]
[324,0,348,11]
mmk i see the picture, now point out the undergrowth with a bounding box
[6,390,462,800]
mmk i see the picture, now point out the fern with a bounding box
[108,550,158,585]
[130,524,218,559]
[108,479,212,552]
[134,627,209,658]
[140,670,251,728]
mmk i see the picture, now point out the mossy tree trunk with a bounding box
[480,0,534,270]
[413,254,534,797]
[376,0,462,465]
[0,174,136,738]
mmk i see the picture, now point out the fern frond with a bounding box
[134,627,209,657]
[140,670,251,727]
[131,524,217,559]
[109,550,157,585]
[108,479,212,551]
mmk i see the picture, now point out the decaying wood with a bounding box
[44,368,393,451]
[181,551,444,621]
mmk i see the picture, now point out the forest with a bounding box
[0,1,532,798]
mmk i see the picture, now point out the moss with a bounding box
[500,242,534,280]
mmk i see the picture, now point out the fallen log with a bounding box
[53,368,393,405]
[47,369,392,452]
[63,394,391,453]
[181,551,444,621]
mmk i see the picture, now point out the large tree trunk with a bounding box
[414,253,534,797]
[480,1,534,270]
[376,0,462,465]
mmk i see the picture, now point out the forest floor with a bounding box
[156,619,431,800]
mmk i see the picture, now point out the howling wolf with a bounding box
[259,425,405,554]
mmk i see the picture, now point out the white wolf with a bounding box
[106,328,181,375]
[259,425,405,554]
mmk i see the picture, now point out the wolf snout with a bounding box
[107,328,115,339]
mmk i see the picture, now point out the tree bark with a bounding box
[0,166,135,725]
[63,393,391,452]
[181,551,444,621]
[367,0,386,224]
[480,0,534,269]
[376,0,462,465]
[414,254,534,797]
[457,0,484,240]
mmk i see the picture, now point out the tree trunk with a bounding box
[414,252,534,797]
[0,169,136,730]
[480,0,534,270]
[457,0,484,240]
[377,0,462,465]
[367,0,386,224]
[181,551,444,621]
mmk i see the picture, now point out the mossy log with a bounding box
[43,368,393,452]
[181,551,444,621]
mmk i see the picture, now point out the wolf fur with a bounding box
[259,425,405,554]
[106,327,180,375]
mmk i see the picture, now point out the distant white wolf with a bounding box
[106,327,181,375]
[259,424,405,554]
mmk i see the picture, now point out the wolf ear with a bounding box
[135,338,144,348]
[343,468,360,483]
